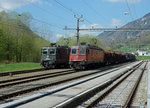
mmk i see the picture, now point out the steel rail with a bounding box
[0,68,46,77]
[84,62,146,108]
[0,62,140,101]
[0,61,141,108]
[0,69,73,84]
[0,70,75,88]
[85,62,144,108]
[0,61,132,84]
[123,61,148,108]
[55,62,143,108]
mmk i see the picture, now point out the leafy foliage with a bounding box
[56,34,108,49]
[0,11,50,63]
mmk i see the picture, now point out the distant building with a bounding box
[136,50,150,56]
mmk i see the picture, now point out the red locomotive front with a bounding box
[69,44,105,70]
[69,46,87,69]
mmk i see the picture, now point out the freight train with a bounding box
[41,43,135,69]
[69,43,136,70]
[41,43,70,68]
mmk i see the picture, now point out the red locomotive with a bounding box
[69,43,135,70]
[69,44,104,69]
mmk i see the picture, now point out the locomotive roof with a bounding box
[42,46,56,49]
[71,45,104,50]
[42,46,69,49]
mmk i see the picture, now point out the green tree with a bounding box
[0,11,51,63]
[56,34,107,49]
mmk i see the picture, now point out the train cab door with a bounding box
[86,49,89,62]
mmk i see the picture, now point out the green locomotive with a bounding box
[41,43,70,68]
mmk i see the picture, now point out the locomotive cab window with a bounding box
[49,49,55,55]
[79,48,86,55]
[71,49,77,54]
[42,49,48,55]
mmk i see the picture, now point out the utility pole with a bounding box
[76,17,80,46]
[64,15,84,46]
[74,15,84,46]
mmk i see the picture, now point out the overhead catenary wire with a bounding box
[81,0,108,22]
[54,0,76,15]
[0,7,10,11]
[0,21,54,39]
[0,7,61,39]
[31,3,74,24]
[83,18,93,24]
[26,0,75,27]
[125,0,134,20]
[54,0,93,24]
[31,17,62,29]
[132,2,138,19]
[0,6,75,42]
[0,6,66,30]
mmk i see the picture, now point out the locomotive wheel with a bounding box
[52,65,55,68]
[45,62,50,68]
[82,66,85,70]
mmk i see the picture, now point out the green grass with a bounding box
[0,62,43,72]
[136,56,150,60]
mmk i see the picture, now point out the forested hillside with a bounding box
[56,34,108,49]
[112,31,150,53]
[0,11,50,63]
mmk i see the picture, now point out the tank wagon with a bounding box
[41,43,70,68]
[69,43,135,70]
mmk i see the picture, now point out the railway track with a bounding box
[0,70,75,88]
[0,61,140,103]
[0,61,142,108]
[0,61,135,85]
[75,61,147,108]
[0,68,46,77]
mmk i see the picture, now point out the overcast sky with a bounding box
[0,0,149,42]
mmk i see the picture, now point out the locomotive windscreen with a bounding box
[71,49,77,54]
[42,49,48,54]
[79,48,86,55]
[49,49,55,55]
